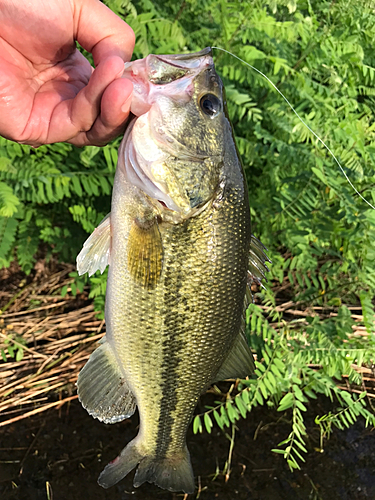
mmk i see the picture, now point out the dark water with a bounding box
[1,395,375,500]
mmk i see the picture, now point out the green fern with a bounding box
[0,182,20,217]
[360,291,375,335]
[0,216,18,267]
[194,298,375,469]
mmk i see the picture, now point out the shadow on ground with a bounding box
[1,393,375,500]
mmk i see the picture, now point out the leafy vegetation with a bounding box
[194,302,375,470]
[1,0,375,471]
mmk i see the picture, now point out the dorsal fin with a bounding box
[248,235,271,289]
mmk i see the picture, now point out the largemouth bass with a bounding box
[76,47,269,494]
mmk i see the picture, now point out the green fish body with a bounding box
[76,48,269,494]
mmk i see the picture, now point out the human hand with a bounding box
[0,0,135,147]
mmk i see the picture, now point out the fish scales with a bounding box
[76,48,264,494]
[109,141,250,457]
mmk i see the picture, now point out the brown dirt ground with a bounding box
[1,393,375,500]
[1,261,375,500]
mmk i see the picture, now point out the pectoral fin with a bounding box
[77,337,136,424]
[76,213,111,277]
[127,218,163,290]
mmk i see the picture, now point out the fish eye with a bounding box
[200,94,221,117]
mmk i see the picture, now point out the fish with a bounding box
[76,47,270,494]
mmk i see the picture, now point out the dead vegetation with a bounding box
[0,260,104,427]
[0,259,374,428]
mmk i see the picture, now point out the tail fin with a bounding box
[134,447,194,494]
[98,439,195,494]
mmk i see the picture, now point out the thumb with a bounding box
[73,0,135,65]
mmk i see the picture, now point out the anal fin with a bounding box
[77,337,136,424]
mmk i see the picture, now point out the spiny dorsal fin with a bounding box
[248,235,271,289]
[76,213,111,277]
[77,337,136,424]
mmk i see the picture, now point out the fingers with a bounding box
[71,69,133,147]
[70,55,125,135]
[66,0,135,146]
[4,0,136,147]
[85,76,133,145]
[48,55,133,146]
[74,0,135,65]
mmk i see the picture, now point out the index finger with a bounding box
[73,0,135,65]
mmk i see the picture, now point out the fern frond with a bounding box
[0,216,18,266]
[0,182,20,217]
[360,291,375,335]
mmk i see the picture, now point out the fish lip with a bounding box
[151,48,214,73]
[155,47,212,63]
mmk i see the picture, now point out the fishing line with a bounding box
[212,46,375,211]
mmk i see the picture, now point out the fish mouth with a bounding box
[154,47,213,68]
[122,48,215,116]
[157,47,212,61]
[149,48,214,79]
